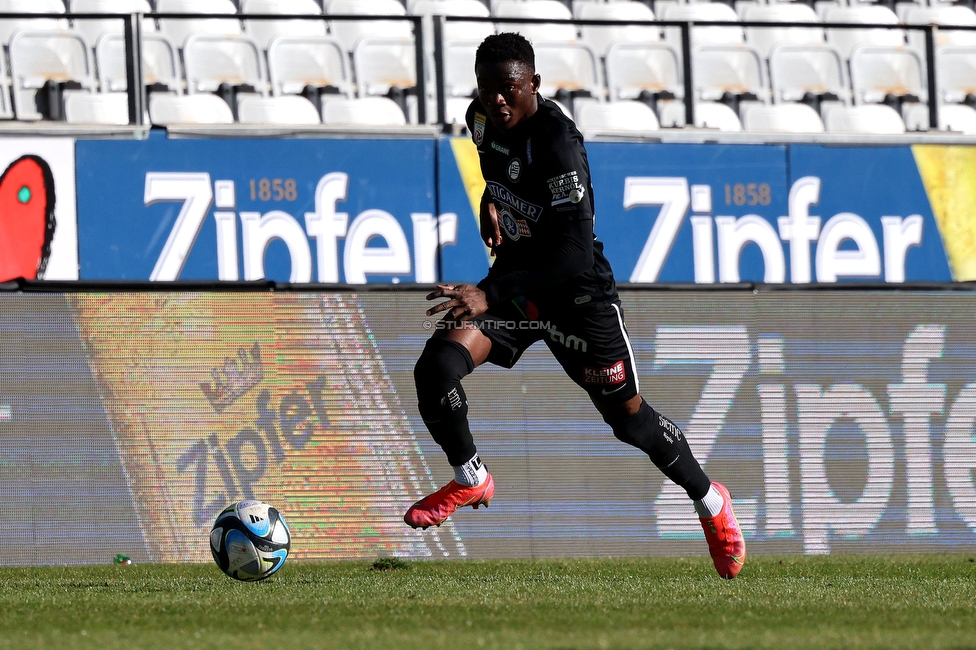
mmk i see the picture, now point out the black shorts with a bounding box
[468,297,640,404]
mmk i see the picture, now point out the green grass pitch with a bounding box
[1,555,975,649]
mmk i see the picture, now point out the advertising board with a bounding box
[441,139,955,285]
[72,136,975,286]
[75,135,454,284]
[3,288,976,563]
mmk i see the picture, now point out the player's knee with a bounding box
[414,337,475,419]
[603,401,682,469]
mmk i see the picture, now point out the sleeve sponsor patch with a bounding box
[548,171,585,206]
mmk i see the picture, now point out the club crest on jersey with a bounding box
[499,207,532,241]
[473,113,486,145]
[508,158,521,181]
[500,208,519,241]
[486,181,543,222]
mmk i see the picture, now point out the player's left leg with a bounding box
[545,300,745,579]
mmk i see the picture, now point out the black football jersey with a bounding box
[466,96,618,310]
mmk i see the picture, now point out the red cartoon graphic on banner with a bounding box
[0,155,56,282]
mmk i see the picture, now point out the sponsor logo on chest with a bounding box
[486,181,543,222]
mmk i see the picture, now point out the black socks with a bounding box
[604,400,711,501]
[414,337,477,466]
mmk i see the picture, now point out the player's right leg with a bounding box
[404,324,495,529]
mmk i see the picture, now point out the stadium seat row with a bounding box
[0,0,975,133]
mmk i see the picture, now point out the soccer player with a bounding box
[405,33,745,579]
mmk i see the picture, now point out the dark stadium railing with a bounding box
[0,11,967,132]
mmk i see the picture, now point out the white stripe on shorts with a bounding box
[611,303,639,396]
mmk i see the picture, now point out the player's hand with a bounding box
[426,284,489,321]
[480,197,502,256]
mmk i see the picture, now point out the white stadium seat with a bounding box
[9,30,96,121]
[938,103,976,134]
[494,0,577,44]
[321,96,407,125]
[156,0,241,50]
[64,91,129,124]
[242,0,327,51]
[534,42,603,100]
[694,44,767,103]
[68,0,154,51]
[411,0,493,43]
[905,5,976,50]
[183,34,267,96]
[353,36,417,97]
[742,102,825,133]
[814,0,843,22]
[903,102,976,133]
[0,0,67,46]
[149,93,234,124]
[659,100,743,131]
[824,5,903,60]
[939,46,976,104]
[742,3,822,59]
[326,0,413,54]
[849,46,925,105]
[576,1,659,58]
[445,95,470,124]
[575,100,659,131]
[823,103,905,133]
[96,32,181,94]
[442,39,479,98]
[769,44,847,105]
[605,41,681,100]
[237,94,321,124]
[267,36,351,97]
[662,3,742,50]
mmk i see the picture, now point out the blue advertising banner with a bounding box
[587,141,790,284]
[75,135,962,285]
[76,134,447,284]
[439,139,955,285]
[787,145,952,283]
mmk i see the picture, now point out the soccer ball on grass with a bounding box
[210,500,291,581]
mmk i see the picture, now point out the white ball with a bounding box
[210,500,291,581]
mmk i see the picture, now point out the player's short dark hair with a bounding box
[475,32,535,71]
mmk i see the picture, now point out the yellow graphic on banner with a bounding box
[913,145,976,281]
[450,136,492,262]
[69,293,465,562]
